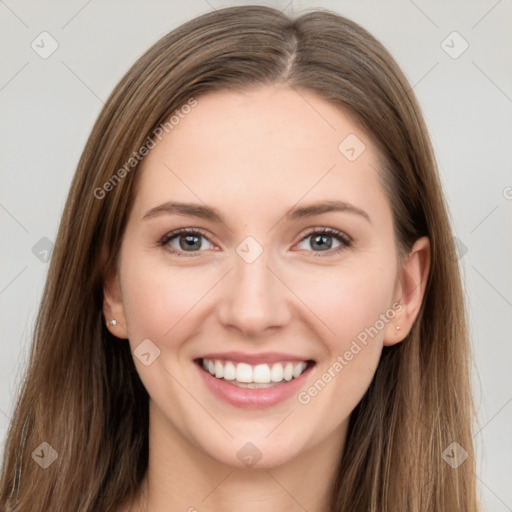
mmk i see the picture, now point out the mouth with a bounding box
[193,357,316,409]
[194,357,316,388]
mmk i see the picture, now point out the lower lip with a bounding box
[195,360,315,409]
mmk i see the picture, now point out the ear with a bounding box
[383,236,431,346]
[103,265,129,339]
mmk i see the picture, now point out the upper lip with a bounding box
[196,351,314,365]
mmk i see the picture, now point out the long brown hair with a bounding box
[0,5,479,511]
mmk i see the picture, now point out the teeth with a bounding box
[254,363,270,383]
[201,358,309,384]
[236,363,253,383]
[223,361,236,380]
[283,362,293,381]
[214,360,224,379]
[270,362,283,382]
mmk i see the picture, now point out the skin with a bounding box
[104,84,430,512]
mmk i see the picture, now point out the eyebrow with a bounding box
[142,200,371,224]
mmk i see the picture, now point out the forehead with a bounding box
[133,85,388,223]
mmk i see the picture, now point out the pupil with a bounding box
[177,234,333,252]
[312,234,331,251]
[181,234,201,250]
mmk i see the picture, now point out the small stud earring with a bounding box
[108,319,117,327]
[395,325,401,330]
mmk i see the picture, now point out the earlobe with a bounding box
[384,236,431,346]
[103,266,129,340]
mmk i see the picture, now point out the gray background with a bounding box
[1,1,511,509]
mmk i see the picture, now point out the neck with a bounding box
[124,399,347,512]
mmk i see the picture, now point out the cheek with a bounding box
[122,247,396,345]
[120,250,218,341]
[294,265,394,424]
[293,259,395,345]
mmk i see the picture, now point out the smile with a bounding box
[200,358,311,388]
[194,357,316,408]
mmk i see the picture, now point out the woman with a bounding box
[0,5,480,511]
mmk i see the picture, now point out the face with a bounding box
[105,84,424,469]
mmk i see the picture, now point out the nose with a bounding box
[217,243,291,337]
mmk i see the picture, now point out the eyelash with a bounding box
[158,227,352,258]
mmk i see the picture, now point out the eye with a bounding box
[296,227,352,256]
[159,226,352,257]
[159,228,214,256]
